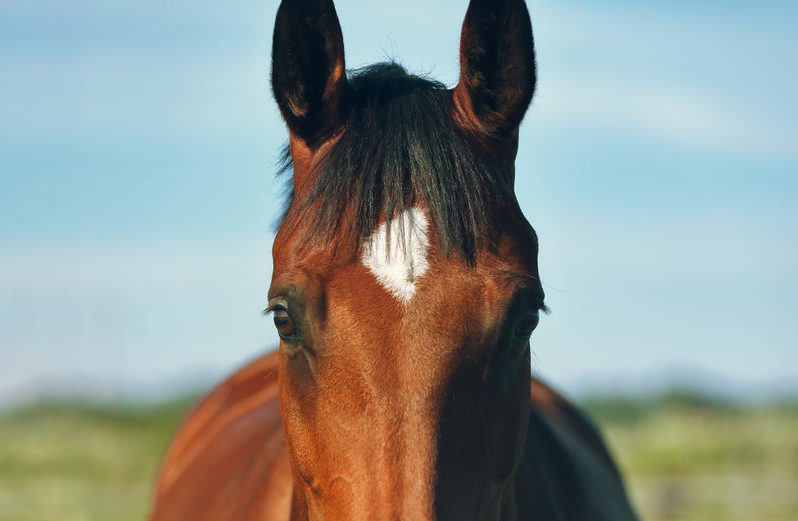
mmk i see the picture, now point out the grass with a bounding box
[1,391,796,521]
[584,393,798,521]
[0,398,195,521]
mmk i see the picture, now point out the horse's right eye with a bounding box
[512,309,540,340]
[273,308,297,339]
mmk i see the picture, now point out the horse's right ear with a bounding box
[271,0,349,147]
[452,0,536,138]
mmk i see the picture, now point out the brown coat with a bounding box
[150,351,639,521]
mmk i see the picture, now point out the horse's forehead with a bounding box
[360,206,431,303]
[273,204,537,307]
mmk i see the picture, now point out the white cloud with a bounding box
[0,239,278,406]
[0,239,273,292]
[532,78,798,160]
[0,50,282,146]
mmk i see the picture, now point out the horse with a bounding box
[149,1,641,520]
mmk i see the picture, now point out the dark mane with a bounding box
[278,63,517,262]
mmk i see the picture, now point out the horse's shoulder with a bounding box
[528,378,623,477]
[150,350,291,521]
[516,378,639,521]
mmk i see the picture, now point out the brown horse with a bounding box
[149,1,640,520]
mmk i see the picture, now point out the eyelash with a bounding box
[264,297,290,315]
[263,304,286,315]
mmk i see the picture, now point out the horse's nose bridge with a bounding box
[326,415,436,521]
[349,366,444,521]
[337,318,467,521]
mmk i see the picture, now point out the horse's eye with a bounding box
[273,309,297,340]
[512,309,540,339]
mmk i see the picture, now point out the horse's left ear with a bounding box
[452,0,536,138]
[271,0,349,148]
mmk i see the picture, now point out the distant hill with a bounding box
[1,390,797,521]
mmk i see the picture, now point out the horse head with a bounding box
[269,1,544,520]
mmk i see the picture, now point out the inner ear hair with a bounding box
[453,0,537,137]
[271,0,351,147]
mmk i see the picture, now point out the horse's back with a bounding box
[149,351,292,521]
[150,354,637,521]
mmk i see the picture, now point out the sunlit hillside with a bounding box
[584,393,798,521]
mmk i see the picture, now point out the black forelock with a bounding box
[277,62,517,263]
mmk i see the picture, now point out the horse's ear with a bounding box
[271,0,349,147]
[452,0,536,137]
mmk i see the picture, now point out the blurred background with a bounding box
[1,0,796,520]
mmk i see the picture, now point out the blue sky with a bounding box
[1,0,797,405]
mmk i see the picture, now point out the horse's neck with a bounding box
[511,393,640,521]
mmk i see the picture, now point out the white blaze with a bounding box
[361,207,430,302]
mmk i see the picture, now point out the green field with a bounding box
[1,391,796,521]
[583,393,798,521]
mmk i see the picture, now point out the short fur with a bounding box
[150,2,641,521]
[360,206,430,302]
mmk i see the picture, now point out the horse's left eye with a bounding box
[512,309,540,339]
[273,309,297,339]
